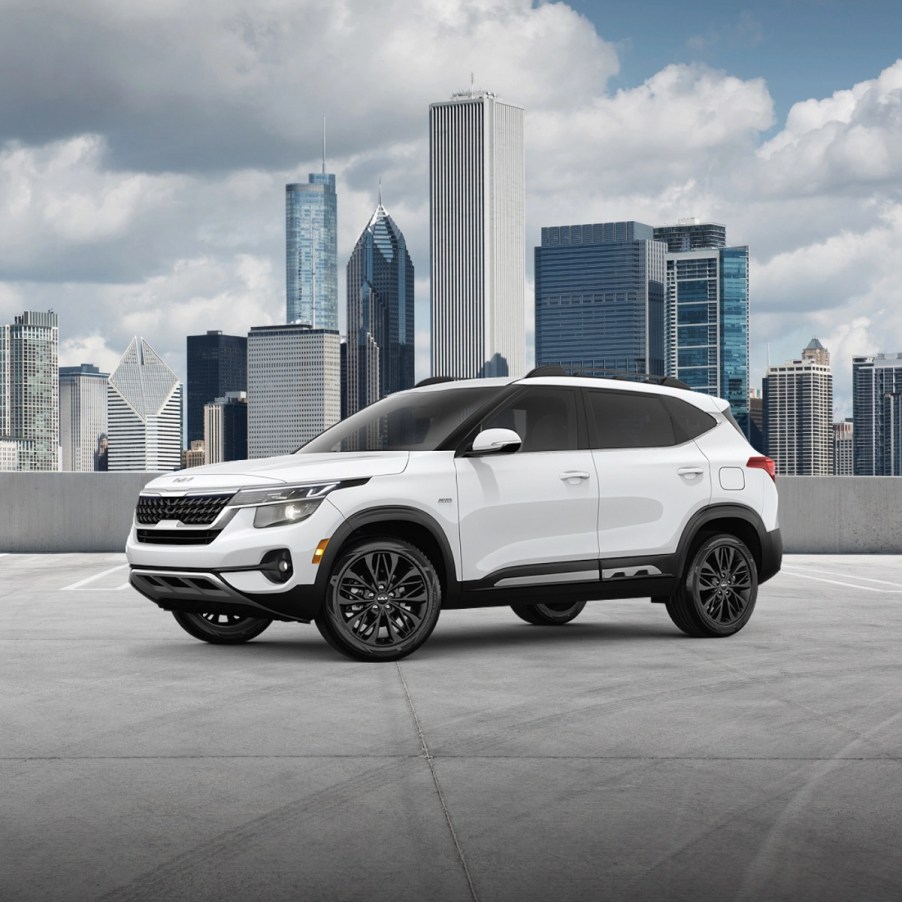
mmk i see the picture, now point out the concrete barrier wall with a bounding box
[1,472,900,554]
[776,476,902,554]
[0,473,160,553]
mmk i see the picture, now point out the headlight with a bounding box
[226,483,340,529]
[253,499,322,529]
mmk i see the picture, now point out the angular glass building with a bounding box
[107,337,183,471]
[286,173,338,329]
[346,200,414,417]
[0,310,59,471]
[430,90,525,379]
[186,331,247,446]
[662,244,750,433]
[534,222,666,377]
[853,353,902,475]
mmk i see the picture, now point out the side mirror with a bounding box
[468,428,522,456]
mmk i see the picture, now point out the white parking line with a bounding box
[783,564,902,588]
[60,564,129,591]
[780,568,902,593]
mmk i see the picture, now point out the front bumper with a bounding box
[126,496,346,620]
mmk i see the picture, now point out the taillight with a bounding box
[746,456,776,481]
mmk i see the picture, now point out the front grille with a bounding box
[136,493,234,526]
[136,528,221,545]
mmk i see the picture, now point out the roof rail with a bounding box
[524,366,692,392]
[415,376,456,388]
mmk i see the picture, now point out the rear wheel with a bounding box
[171,611,272,644]
[666,534,757,637]
[511,600,587,625]
[315,538,442,662]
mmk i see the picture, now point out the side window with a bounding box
[660,396,716,442]
[480,387,580,452]
[585,390,676,449]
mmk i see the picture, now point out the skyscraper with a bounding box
[0,310,59,471]
[763,339,833,475]
[852,352,902,475]
[430,90,524,378]
[107,337,183,471]
[346,198,415,416]
[204,391,248,464]
[534,222,666,376]
[833,419,854,476]
[657,228,750,433]
[247,324,340,458]
[286,169,338,329]
[186,331,247,446]
[59,363,109,471]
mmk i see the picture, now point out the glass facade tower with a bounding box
[534,222,666,376]
[59,363,109,471]
[853,353,902,475]
[663,245,750,433]
[346,201,415,417]
[186,331,247,446]
[286,173,338,329]
[430,91,525,379]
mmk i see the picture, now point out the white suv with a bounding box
[127,371,782,662]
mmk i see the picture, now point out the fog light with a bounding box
[260,549,293,584]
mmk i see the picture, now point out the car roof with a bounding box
[410,374,727,413]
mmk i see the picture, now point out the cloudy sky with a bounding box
[1,0,901,417]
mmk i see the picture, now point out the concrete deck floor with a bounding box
[1,552,901,902]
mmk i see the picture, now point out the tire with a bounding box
[315,538,442,662]
[171,611,272,645]
[511,600,587,625]
[665,534,758,637]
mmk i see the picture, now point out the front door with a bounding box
[454,386,600,584]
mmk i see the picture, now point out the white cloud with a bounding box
[1,0,901,421]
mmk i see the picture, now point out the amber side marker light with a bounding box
[746,456,776,481]
[312,539,330,564]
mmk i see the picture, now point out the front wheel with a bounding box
[315,538,442,662]
[511,600,587,625]
[665,534,758,637]
[172,611,272,644]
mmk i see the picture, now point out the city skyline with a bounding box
[1,1,902,419]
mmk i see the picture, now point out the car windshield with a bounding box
[299,385,502,453]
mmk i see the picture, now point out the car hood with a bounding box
[143,451,411,493]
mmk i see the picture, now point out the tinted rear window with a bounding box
[660,396,717,442]
[585,390,676,449]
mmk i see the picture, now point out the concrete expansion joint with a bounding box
[396,662,480,902]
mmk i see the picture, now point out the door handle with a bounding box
[678,467,705,477]
[560,471,591,482]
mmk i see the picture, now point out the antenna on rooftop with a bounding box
[322,116,326,175]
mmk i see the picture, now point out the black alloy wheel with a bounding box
[315,538,442,662]
[665,534,758,637]
[511,600,587,625]
[171,611,272,644]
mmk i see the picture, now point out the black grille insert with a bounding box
[136,493,234,526]
[136,528,221,545]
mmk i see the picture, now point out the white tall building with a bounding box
[59,364,109,471]
[247,325,340,458]
[107,337,183,471]
[763,338,833,476]
[429,90,525,379]
[0,310,59,471]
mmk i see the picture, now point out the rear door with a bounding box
[454,385,599,584]
[584,388,712,558]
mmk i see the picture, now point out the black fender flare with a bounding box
[313,506,460,602]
